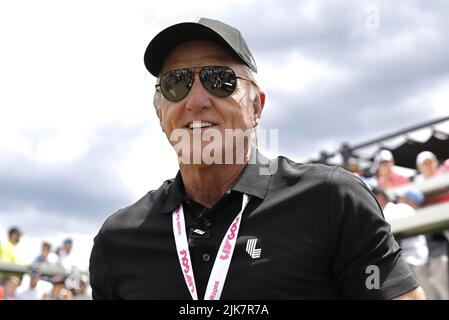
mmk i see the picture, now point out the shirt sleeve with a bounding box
[89,231,115,300]
[327,167,418,299]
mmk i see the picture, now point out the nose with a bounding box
[184,74,213,112]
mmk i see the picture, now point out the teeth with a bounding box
[188,121,214,129]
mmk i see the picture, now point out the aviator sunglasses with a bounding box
[155,66,255,102]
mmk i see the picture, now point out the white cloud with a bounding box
[398,75,449,128]
[117,126,179,198]
[427,79,449,120]
[258,52,352,95]
[0,1,153,164]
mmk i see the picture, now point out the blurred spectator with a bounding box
[347,159,377,190]
[373,150,409,189]
[415,151,439,183]
[381,190,441,299]
[372,187,390,211]
[395,190,429,267]
[16,269,42,300]
[400,189,425,207]
[71,274,90,300]
[346,159,363,177]
[414,151,449,206]
[33,241,58,266]
[381,189,448,299]
[0,232,90,299]
[0,226,23,281]
[414,153,449,299]
[43,275,72,300]
[1,275,21,300]
[375,188,420,221]
[374,189,429,266]
[57,238,74,270]
[0,226,22,263]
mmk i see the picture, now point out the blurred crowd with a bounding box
[347,150,449,299]
[0,229,90,300]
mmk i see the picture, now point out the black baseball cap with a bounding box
[144,18,257,77]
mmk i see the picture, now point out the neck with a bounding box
[180,162,248,208]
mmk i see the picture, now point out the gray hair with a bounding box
[153,86,163,110]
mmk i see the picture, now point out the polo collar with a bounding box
[230,147,272,199]
[161,170,185,214]
[160,146,273,214]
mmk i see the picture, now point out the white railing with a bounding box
[390,202,449,237]
[0,261,88,278]
[384,172,449,237]
[386,172,449,198]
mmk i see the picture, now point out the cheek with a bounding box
[225,95,254,126]
[239,104,256,128]
[160,103,181,130]
[218,104,252,128]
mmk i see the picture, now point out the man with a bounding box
[33,240,58,266]
[0,275,20,300]
[346,158,377,190]
[0,226,22,264]
[415,151,439,183]
[57,238,74,270]
[415,151,449,298]
[0,226,23,281]
[90,18,424,299]
[380,190,429,269]
[42,275,72,300]
[415,151,449,205]
[16,269,42,300]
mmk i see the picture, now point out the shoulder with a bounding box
[274,156,380,216]
[274,155,336,178]
[98,178,174,235]
[273,155,359,189]
[270,156,373,210]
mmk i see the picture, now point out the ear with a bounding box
[252,88,265,127]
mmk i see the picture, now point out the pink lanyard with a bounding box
[172,194,250,300]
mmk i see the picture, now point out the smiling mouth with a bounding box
[186,121,217,129]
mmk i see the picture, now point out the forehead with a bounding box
[422,158,435,163]
[161,41,244,73]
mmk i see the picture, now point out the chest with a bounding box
[110,203,338,299]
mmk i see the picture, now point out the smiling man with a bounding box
[89,18,424,300]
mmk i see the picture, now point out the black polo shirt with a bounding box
[89,150,417,299]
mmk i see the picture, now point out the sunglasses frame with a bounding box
[155,66,255,102]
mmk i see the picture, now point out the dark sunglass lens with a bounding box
[160,69,193,102]
[200,67,237,97]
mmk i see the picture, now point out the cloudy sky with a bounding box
[1,0,449,269]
